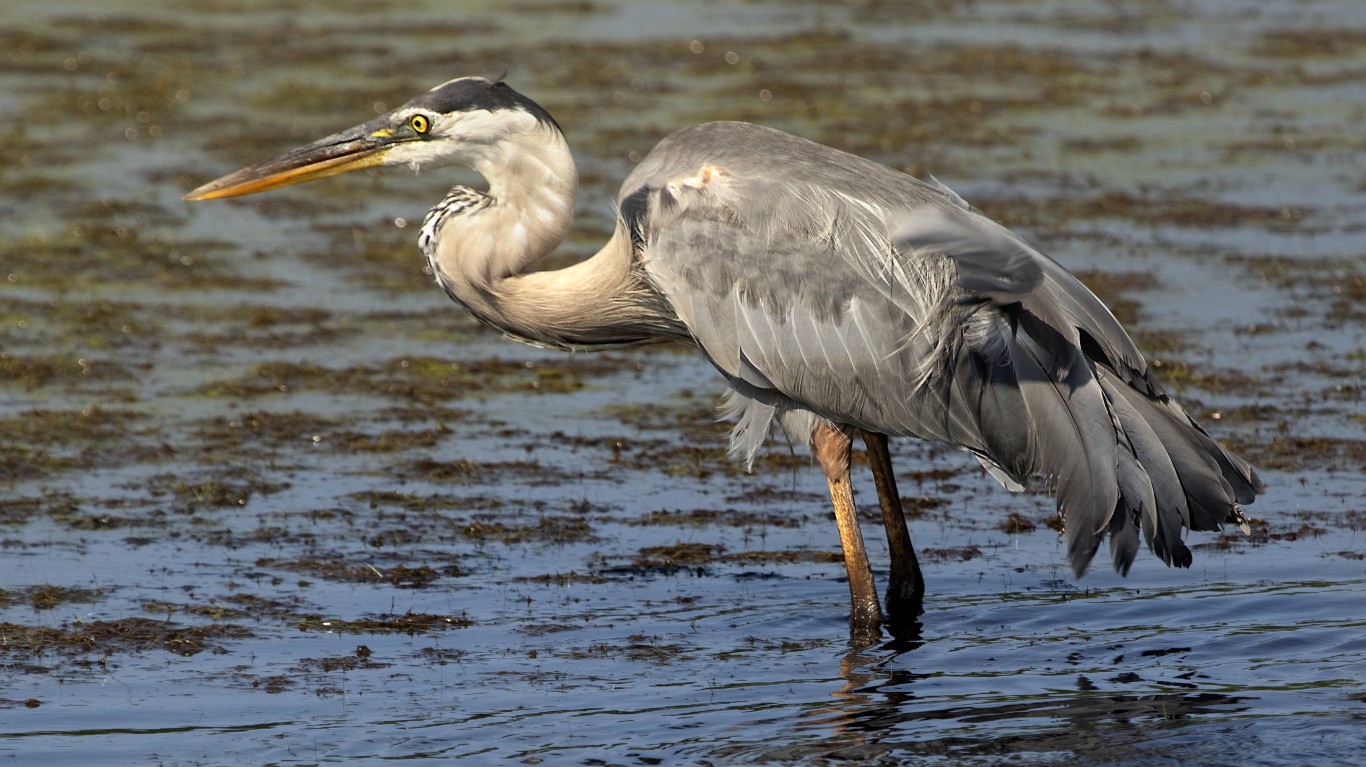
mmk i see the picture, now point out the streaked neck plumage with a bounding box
[421,121,676,350]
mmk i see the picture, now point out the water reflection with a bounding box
[728,641,1253,764]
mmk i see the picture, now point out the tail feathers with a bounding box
[1096,367,1261,574]
[1154,397,1265,506]
[1007,319,1120,577]
[1113,382,1254,532]
[936,307,1122,576]
[916,198,1261,576]
[1108,425,1156,575]
[1099,370,1197,568]
[967,318,1261,578]
[1138,404,1235,533]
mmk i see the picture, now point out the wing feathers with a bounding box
[628,122,1261,580]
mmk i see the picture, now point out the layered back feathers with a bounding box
[627,121,1263,577]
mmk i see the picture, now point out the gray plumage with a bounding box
[623,121,1260,575]
[185,77,1264,630]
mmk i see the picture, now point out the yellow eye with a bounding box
[410,114,430,134]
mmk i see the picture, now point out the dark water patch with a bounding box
[1256,27,1366,58]
[1147,357,1263,395]
[0,226,272,293]
[999,512,1038,534]
[0,617,252,661]
[140,592,315,623]
[182,321,357,353]
[0,407,146,446]
[0,493,81,527]
[975,190,1309,233]
[630,506,811,529]
[345,489,469,513]
[1228,434,1366,473]
[0,407,161,481]
[192,355,607,401]
[921,545,986,564]
[324,425,452,454]
[143,469,289,511]
[301,219,438,294]
[458,510,598,545]
[0,585,107,612]
[514,571,613,586]
[0,350,139,390]
[3,297,165,354]
[565,636,692,664]
[189,409,340,452]
[294,611,472,635]
[634,542,725,568]
[256,559,462,588]
[394,456,593,485]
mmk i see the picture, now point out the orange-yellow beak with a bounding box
[184,122,402,201]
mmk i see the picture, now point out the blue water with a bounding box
[1,0,1363,764]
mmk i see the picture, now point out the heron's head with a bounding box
[185,76,561,201]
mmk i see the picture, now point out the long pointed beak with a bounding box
[184,123,401,201]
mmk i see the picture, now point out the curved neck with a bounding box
[424,125,678,349]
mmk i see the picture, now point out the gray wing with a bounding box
[621,122,1262,576]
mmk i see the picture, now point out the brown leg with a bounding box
[811,422,883,642]
[860,430,925,636]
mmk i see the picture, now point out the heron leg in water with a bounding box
[860,430,925,637]
[811,422,883,641]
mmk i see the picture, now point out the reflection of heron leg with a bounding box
[861,430,925,637]
[811,422,883,642]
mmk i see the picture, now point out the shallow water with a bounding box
[2,0,1364,764]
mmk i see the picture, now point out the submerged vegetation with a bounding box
[2,101,1360,658]
[0,2,1363,764]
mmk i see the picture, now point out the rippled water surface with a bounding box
[2,0,1364,764]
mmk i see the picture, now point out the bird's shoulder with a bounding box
[619,122,968,311]
[619,121,933,208]
[617,121,950,277]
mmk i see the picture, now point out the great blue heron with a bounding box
[186,76,1263,641]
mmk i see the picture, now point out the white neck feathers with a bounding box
[423,121,675,349]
